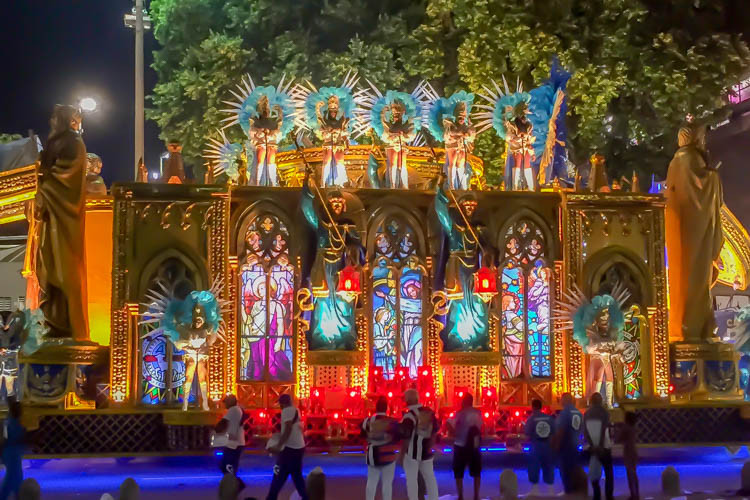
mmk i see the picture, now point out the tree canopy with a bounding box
[148,0,749,185]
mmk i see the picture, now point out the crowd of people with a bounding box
[213,389,639,500]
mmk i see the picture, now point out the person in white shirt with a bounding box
[361,396,399,500]
[400,389,439,500]
[448,393,483,500]
[215,394,247,483]
[266,394,308,500]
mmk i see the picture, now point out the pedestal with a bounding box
[669,341,743,402]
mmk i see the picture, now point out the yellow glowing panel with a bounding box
[85,208,113,346]
[717,240,746,290]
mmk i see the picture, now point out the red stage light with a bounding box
[398,369,405,377]
[387,391,393,398]
[337,265,361,294]
[350,391,356,397]
[487,390,492,396]
[333,412,339,419]
[458,391,464,397]
[669,384,675,393]
[314,390,320,398]
[449,412,455,418]
[259,411,265,418]
[422,370,429,377]
[425,392,431,398]
[514,411,520,417]
[484,411,490,418]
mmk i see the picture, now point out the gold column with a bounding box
[226,256,239,396]
[110,304,137,403]
[553,260,568,396]
[208,195,229,400]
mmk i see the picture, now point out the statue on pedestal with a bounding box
[221,75,296,186]
[426,91,476,190]
[665,122,723,342]
[295,73,364,188]
[85,153,107,195]
[360,85,426,188]
[140,281,228,411]
[300,171,362,350]
[434,182,490,351]
[35,105,90,341]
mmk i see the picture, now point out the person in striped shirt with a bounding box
[361,396,399,500]
[400,389,439,500]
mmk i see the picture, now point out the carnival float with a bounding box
[0,63,748,455]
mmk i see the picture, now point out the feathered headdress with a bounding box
[203,129,243,182]
[474,76,529,140]
[292,71,366,138]
[140,278,231,343]
[423,86,475,143]
[553,283,630,348]
[221,74,297,137]
[359,81,427,144]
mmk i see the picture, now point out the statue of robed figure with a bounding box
[665,122,724,342]
[435,183,489,351]
[301,172,362,350]
[35,105,90,341]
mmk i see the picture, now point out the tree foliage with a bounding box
[0,134,22,144]
[148,0,749,183]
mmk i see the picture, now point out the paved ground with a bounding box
[12,446,750,499]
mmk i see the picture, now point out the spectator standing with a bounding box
[0,399,26,500]
[361,396,399,500]
[619,411,639,500]
[215,394,247,482]
[448,393,483,500]
[553,393,583,494]
[584,393,614,500]
[524,399,556,496]
[400,389,439,500]
[266,394,308,500]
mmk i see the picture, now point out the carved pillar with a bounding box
[208,194,229,400]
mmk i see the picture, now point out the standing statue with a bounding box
[475,63,570,191]
[300,171,362,350]
[35,104,90,340]
[665,122,723,342]
[221,75,296,186]
[162,141,185,183]
[360,85,425,188]
[555,284,631,408]
[434,182,490,351]
[141,281,228,411]
[85,153,107,195]
[295,73,363,187]
[426,91,476,190]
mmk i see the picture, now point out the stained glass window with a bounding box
[370,215,424,379]
[500,219,552,379]
[239,214,294,383]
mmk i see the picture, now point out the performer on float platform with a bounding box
[301,170,361,350]
[360,84,426,188]
[425,90,476,190]
[295,73,364,188]
[221,75,296,187]
[434,180,489,351]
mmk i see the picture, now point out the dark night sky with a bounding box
[0,0,163,184]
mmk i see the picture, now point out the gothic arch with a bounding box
[367,203,427,263]
[583,246,652,307]
[497,208,555,261]
[137,248,207,303]
[235,200,295,259]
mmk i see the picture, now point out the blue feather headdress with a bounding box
[221,74,297,137]
[572,294,625,348]
[426,90,475,142]
[292,71,366,139]
[369,90,422,140]
[203,129,243,182]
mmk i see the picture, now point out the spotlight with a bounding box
[79,97,97,112]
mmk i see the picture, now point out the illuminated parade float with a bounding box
[2,68,749,455]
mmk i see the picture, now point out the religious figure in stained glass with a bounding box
[239,214,294,382]
[399,267,423,376]
[435,185,489,351]
[372,260,398,378]
[500,220,552,378]
[302,175,362,350]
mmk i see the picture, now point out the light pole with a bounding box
[124,1,152,180]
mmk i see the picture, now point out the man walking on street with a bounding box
[400,389,439,500]
[215,394,248,486]
[553,393,583,495]
[584,392,614,500]
[266,394,308,500]
[362,396,399,500]
[525,399,555,497]
[448,393,483,500]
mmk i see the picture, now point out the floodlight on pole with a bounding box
[79,97,97,113]
[124,1,152,181]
